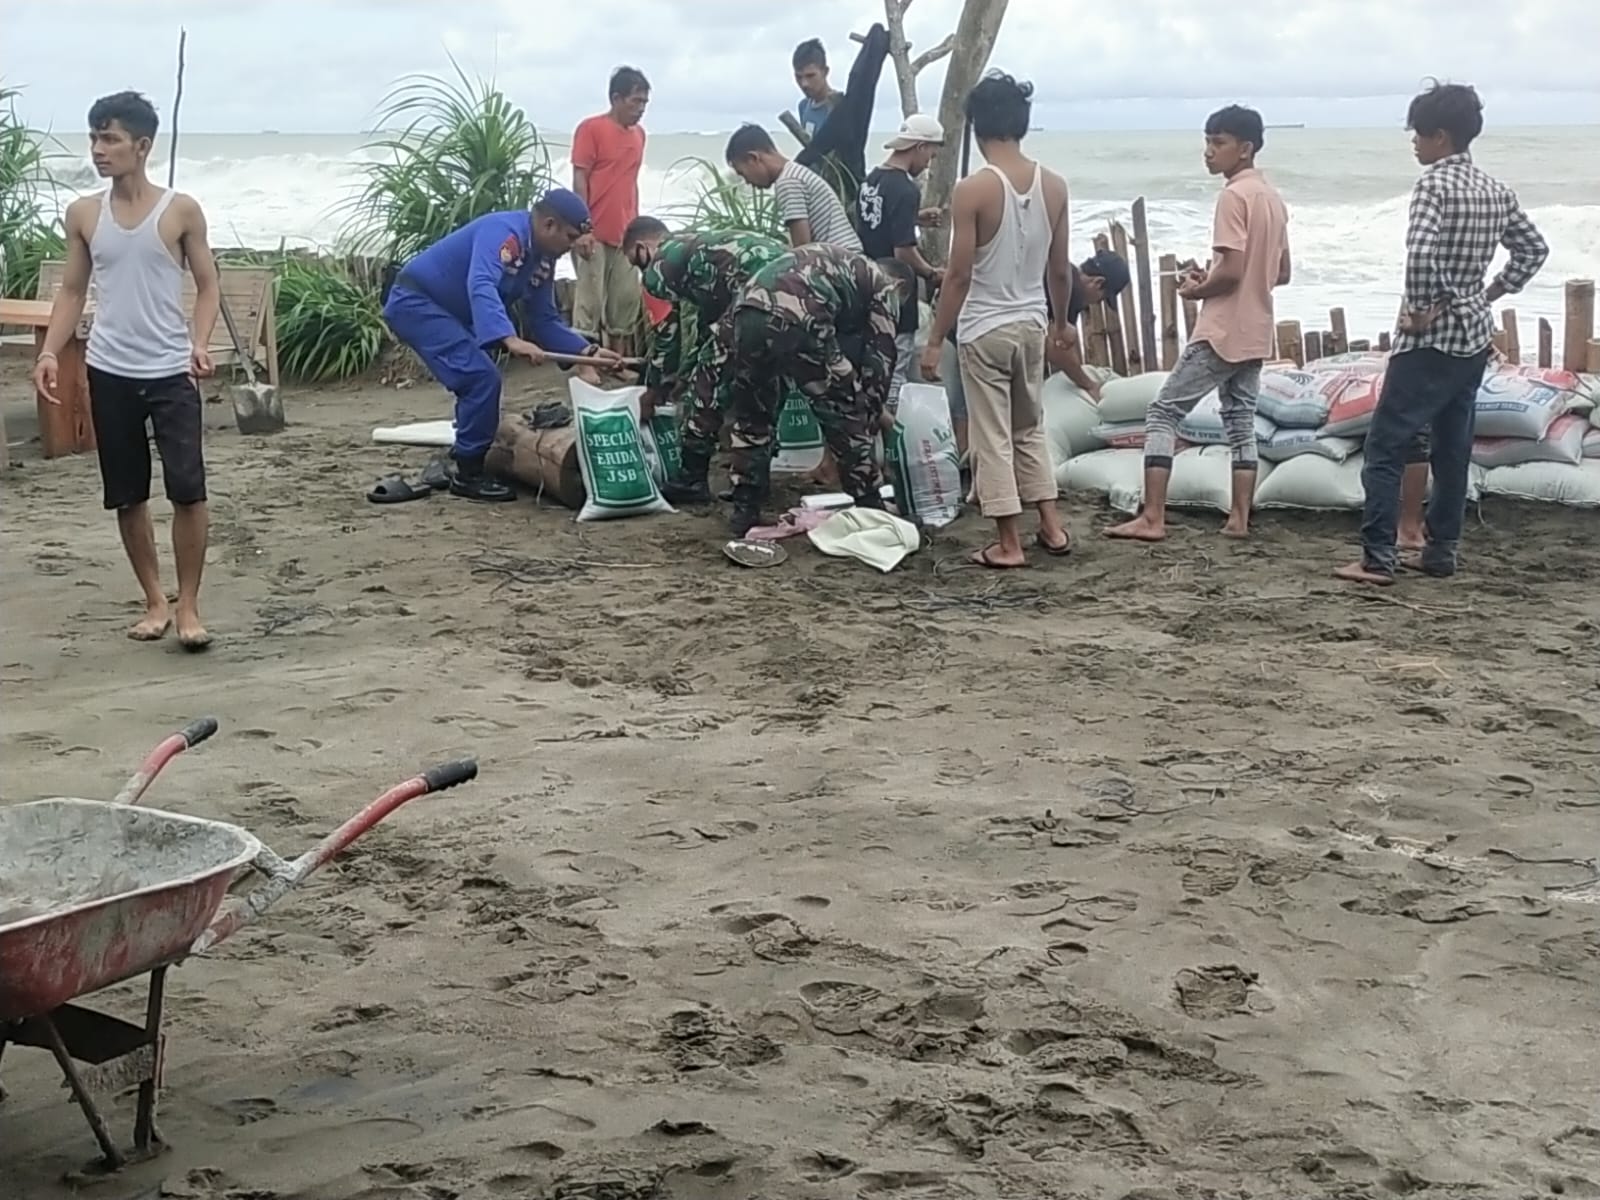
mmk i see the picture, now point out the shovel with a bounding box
[219,293,283,434]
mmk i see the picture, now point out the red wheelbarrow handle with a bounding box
[112,717,220,806]
[190,758,479,955]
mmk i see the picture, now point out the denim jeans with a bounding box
[1359,346,1490,576]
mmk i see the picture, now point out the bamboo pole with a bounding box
[1304,330,1323,362]
[1500,309,1520,364]
[1538,319,1553,367]
[1130,197,1159,371]
[1275,320,1303,367]
[1157,253,1179,369]
[166,28,186,187]
[1102,303,1129,375]
[1327,308,1347,356]
[1588,339,1600,373]
[1564,279,1595,373]
[1378,332,1392,352]
[1109,221,1141,373]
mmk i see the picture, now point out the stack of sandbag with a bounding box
[1471,366,1600,507]
[1043,370,1113,487]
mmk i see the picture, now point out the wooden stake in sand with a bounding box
[1563,279,1595,373]
[166,28,185,188]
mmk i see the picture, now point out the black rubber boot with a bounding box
[449,455,515,502]
[662,446,714,505]
[728,483,765,538]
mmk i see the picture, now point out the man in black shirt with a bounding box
[1047,248,1131,401]
[857,113,945,424]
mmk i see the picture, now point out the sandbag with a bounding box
[569,377,675,520]
[1259,427,1361,463]
[1585,426,1600,459]
[1167,446,1274,513]
[1480,460,1600,508]
[1098,372,1168,424]
[1471,414,1588,469]
[1259,364,1380,429]
[884,383,961,529]
[1175,391,1276,446]
[772,391,825,473]
[1475,366,1570,439]
[1254,453,1369,510]
[1315,372,1386,437]
[1088,420,1147,449]
[646,403,682,483]
[1308,351,1388,373]
[1042,373,1104,465]
[1062,448,1144,513]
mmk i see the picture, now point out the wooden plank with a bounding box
[1109,222,1141,373]
[1130,197,1159,371]
[1083,307,1108,368]
[1304,331,1323,362]
[1275,320,1303,367]
[1537,318,1553,367]
[1157,253,1179,369]
[1102,302,1129,375]
[1327,308,1347,355]
[1500,309,1520,364]
[1564,279,1595,372]
[0,299,55,324]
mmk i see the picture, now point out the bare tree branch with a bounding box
[910,34,955,74]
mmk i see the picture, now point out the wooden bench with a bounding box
[0,297,93,460]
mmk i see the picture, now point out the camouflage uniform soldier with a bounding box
[694,244,914,535]
[622,223,786,464]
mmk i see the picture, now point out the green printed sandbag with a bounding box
[885,383,961,528]
[569,377,675,521]
[772,388,825,474]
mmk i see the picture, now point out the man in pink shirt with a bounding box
[572,67,649,356]
[1106,105,1290,543]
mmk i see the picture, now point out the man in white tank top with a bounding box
[920,73,1075,567]
[34,91,221,649]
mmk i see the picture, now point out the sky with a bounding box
[4,0,1598,135]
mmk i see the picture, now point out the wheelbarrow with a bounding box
[0,717,478,1170]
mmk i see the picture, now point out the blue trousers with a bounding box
[383,287,502,460]
[1359,346,1490,576]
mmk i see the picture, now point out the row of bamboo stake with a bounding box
[1077,197,1600,375]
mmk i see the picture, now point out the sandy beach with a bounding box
[2,357,1597,1200]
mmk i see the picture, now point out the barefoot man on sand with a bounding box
[1106,105,1289,544]
[34,91,220,649]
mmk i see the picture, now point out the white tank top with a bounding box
[85,188,193,378]
[957,162,1051,344]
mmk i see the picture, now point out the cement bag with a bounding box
[1257,367,1328,427]
[884,383,962,529]
[1175,391,1276,446]
[1475,366,1569,439]
[1098,372,1168,424]
[569,377,675,521]
[1167,446,1274,513]
[1584,426,1600,459]
[1254,453,1368,510]
[1316,372,1387,437]
[1260,426,1361,463]
[1063,448,1144,513]
[1089,420,1147,449]
[1042,373,1103,465]
[1480,460,1600,508]
[1472,414,1588,469]
[772,389,825,473]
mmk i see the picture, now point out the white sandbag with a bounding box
[1591,403,1600,432]
[1585,426,1600,459]
[1088,420,1147,449]
[1472,414,1588,469]
[569,378,675,520]
[1259,427,1361,463]
[645,403,682,484]
[1062,448,1145,513]
[372,419,455,447]
[1256,368,1327,428]
[1475,367,1572,440]
[1042,373,1104,465]
[772,391,826,473]
[1166,446,1274,513]
[1480,460,1600,507]
[884,383,962,529]
[1098,372,1168,424]
[1175,391,1276,446]
[1254,453,1369,510]
[1315,372,1387,438]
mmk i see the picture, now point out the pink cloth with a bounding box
[745,508,833,540]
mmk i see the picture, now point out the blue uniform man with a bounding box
[383,188,619,501]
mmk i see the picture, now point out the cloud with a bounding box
[4,0,1596,132]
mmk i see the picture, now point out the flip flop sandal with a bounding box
[968,545,1030,570]
[367,475,431,504]
[1036,533,1072,557]
[722,539,788,569]
[420,458,453,491]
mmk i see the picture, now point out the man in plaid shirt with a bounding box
[1337,81,1548,587]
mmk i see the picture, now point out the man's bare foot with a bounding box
[128,605,171,642]
[970,543,1028,569]
[1397,528,1426,551]
[1104,515,1166,542]
[1220,518,1249,539]
[1333,560,1394,587]
[175,606,212,652]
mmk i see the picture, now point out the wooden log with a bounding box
[1102,302,1129,375]
[485,417,586,509]
[1275,319,1303,367]
[1109,222,1141,373]
[1304,331,1323,362]
[1588,338,1600,373]
[1491,330,1508,356]
[1537,318,1553,367]
[1500,309,1520,364]
[1564,279,1595,373]
[1349,338,1372,352]
[1327,308,1348,356]
[1130,198,1159,371]
[1378,332,1392,352]
[1157,253,1179,369]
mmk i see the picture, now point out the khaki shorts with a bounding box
[573,242,644,341]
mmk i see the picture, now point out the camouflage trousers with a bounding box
[688,307,881,498]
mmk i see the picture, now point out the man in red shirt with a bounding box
[572,67,649,357]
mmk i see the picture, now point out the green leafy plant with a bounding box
[273,257,386,382]
[666,157,783,239]
[0,83,68,298]
[342,57,555,263]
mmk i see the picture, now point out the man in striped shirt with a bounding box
[725,123,862,252]
[1336,81,1547,587]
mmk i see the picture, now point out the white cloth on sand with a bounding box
[807,508,921,572]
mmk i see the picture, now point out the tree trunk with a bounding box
[919,0,1011,266]
[867,1,956,118]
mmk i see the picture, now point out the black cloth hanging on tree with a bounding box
[795,23,890,202]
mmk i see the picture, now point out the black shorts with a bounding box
[87,366,207,511]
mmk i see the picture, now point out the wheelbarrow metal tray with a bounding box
[0,798,262,1021]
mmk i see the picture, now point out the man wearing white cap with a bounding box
[857,113,946,421]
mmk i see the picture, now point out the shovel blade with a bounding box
[228,382,284,435]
